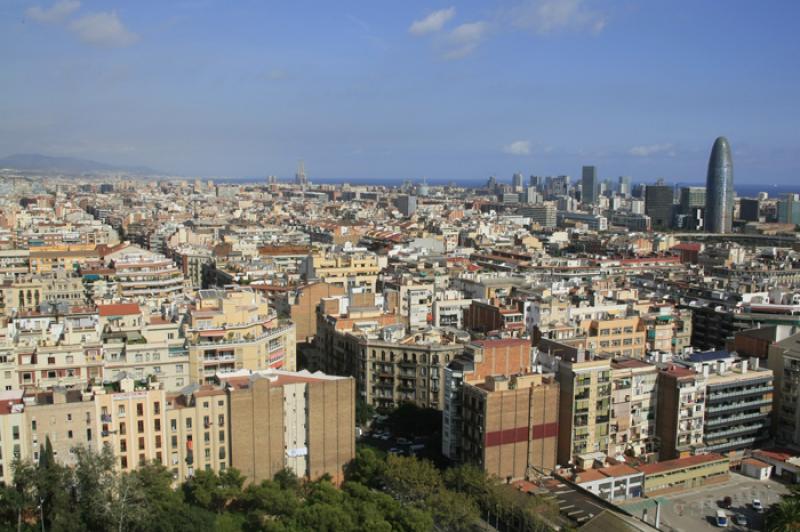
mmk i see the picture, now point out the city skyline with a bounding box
[1,1,799,183]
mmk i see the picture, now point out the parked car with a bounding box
[752,499,764,513]
[733,514,747,527]
[388,447,403,455]
[396,437,411,445]
[716,510,729,528]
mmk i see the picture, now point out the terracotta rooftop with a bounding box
[98,303,141,317]
[636,453,725,475]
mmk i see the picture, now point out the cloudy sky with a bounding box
[1,0,798,183]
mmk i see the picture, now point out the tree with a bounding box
[428,489,480,532]
[766,487,800,532]
[344,447,385,487]
[382,455,442,503]
[355,398,376,427]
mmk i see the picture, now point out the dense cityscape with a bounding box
[3,1,800,531]
[0,135,798,531]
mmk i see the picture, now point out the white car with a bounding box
[752,499,764,513]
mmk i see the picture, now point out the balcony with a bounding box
[706,385,773,403]
[706,421,768,441]
[705,411,769,427]
[706,398,772,414]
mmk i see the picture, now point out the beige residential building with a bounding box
[186,287,296,385]
[609,358,659,457]
[225,369,355,485]
[95,382,167,472]
[25,387,96,467]
[537,342,612,465]
[165,385,230,482]
[581,316,646,359]
[99,303,189,391]
[300,249,384,293]
[315,302,465,409]
[0,390,27,484]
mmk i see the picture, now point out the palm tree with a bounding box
[766,490,800,532]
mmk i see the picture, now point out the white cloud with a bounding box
[442,21,488,59]
[509,0,607,35]
[69,11,139,47]
[629,143,676,157]
[409,7,456,35]
[503,140,532,156]
[26,0,80,23]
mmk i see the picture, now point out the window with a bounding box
[171,435,178,449]
[154,419,161,432]
[138,437,145,450]
[67,430,73,439]
[218,430,225,443]
[137,420,144,433]
[121,456,127,469]
[120,440,127,452]
[31,420,37,431]
[136,403,144,417]
[154,402,161,415]
[12,426,19,440]
[186,418,192,429]
[170,419,177,431]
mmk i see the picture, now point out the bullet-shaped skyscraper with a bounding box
[704,137,734,233]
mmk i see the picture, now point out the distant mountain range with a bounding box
[0,153,161,175]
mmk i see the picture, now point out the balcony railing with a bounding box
[706,398,772,414]
[705,411,769,427]
[706,385,773,403]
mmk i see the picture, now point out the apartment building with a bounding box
[0,390,27,484]
[656,366,706,460]
[186,288,296,384]
[551,349,612,466]
[461,373,559,480]
[315,297,466,410]
[688,352,774,455]
[0,272,86,317]
[642,309,693,355]
[165,385,230,482]
[581,316,646,359]
[769,331,800,446]
[99,303,189,391]
[442,338,533,461]
[95,382,167,472]
[25,387,96,467]
[608,358,658,458]
[300,249,384,293]
[225,369,355,485]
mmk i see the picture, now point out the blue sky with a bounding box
[1,0,798,184]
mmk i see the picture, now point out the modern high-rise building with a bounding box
[739,198,761,222]
[512,172,523,192]
[618,176,631,197]
[396,195,417,217]
[294,160,308,186]
[581,166,598,205]
[645,182,675,229]
[777,194,800,225]
[704,137,734,233]
[679,186,706,215]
